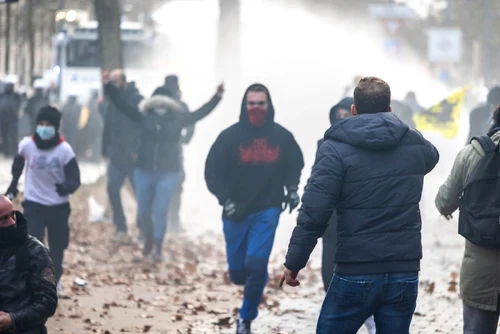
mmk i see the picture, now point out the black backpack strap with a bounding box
[471,135,496,154]
[15,238,31,277]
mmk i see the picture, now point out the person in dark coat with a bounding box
[60,94,82,153]
[103,71,223,262]
[0,83,22,157]
[281,77,439,334]
[24,84,49,133]
[101,70,143,241]
[79,89,103,162]
[467,86,500,144]
[152,75,195,233]
[392,99,416,128]
[317,97,376,334]
[0,195,58,334]
[205,83,304,334]
[404,91,425,115]
[318,97,352,291]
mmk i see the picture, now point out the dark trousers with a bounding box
[322,212,338,291]
[23,201,70,282]
[107,163,135,233]
[1,117,18,157]
[317,272,418,334]
[463,300,500,334]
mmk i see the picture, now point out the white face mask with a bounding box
[155,107,168,116]
[36,125,56,140]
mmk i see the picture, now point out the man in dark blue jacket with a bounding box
[281,77,439,334]
[102,70,143,242]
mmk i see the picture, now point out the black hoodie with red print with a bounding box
[205,84,304,220]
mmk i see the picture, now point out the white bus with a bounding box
[51,21,165,105]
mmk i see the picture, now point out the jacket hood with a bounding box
[325,112,409,150]
[139,95,182,115]
[239,83,275,128]
[471,130,500,155]
[329,97,353,125]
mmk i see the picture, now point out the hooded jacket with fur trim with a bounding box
[104,84,221,172]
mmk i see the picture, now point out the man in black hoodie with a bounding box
[205,83,304,334]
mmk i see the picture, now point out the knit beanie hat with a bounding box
[36,106,61,131]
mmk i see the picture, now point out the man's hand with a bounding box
[0,312,13,331]
[279,268,300,288]
[216,83,225,97]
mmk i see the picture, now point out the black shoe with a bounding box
[236,318,251,334]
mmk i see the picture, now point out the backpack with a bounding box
[458,135,500,248]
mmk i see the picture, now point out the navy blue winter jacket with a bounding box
[285,112,439,275]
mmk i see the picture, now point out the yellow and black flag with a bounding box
[413,87,469,139]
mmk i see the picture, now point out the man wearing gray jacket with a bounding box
[436,106,500,334]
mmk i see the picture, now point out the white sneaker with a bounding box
[57,281,65,297]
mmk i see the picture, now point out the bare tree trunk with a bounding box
[93,0,123,70]
[217,0,241,86]
[4,3,11,74]
[27,0,35,84]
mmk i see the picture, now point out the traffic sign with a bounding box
[427,27,462,63]
[369,4,419,20]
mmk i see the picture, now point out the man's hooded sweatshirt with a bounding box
[205,84,304,220]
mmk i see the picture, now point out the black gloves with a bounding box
[5,184,19,200]
[224,199,246,222]
[55,184,71,197]
[283,187,300,213]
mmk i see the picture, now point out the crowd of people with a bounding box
[0,72,499,334]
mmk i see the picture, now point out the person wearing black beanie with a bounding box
[5,105,81,298]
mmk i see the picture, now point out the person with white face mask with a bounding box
[5,106,81,298]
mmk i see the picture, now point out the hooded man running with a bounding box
[205,83,304,334]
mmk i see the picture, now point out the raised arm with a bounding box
[103,83,142,123]
[179,83,224,127]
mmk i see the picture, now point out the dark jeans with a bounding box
[317,272,419,334]
[107,163,135,233]
[23,201,70,282]
[463,300,500,334]
[1,117,18,157]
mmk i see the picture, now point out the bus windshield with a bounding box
[65,39,153,68]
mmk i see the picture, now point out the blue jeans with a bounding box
[107,163,135,232]
[134,168,180,245]
[317,272,419,334]
[223,207,281,321]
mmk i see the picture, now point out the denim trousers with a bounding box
[317,272,419,334]
[134,168,180,246]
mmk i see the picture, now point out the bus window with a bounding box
[65,39,154,68]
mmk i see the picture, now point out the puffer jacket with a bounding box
[285,112,439,275]
[436,130,500,311]
[104,84,221,172]
[0,212,57,333]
